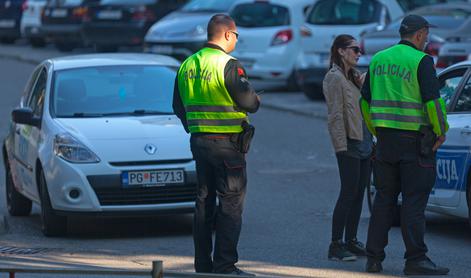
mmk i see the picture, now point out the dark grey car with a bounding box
[358,3,471,72]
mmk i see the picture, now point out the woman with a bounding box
[322,34,373,261]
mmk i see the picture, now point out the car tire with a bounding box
[30,38,46,48]
[39,169,67,237]
[285,71,300,92]
[302,84,324,100]
[5,162,32,216]
[54,42,75,52]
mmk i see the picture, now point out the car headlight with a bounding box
[54,133,100,163]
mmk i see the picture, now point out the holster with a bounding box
[236,121,255,153]
[418,125,436,157]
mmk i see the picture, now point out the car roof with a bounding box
[232,0,313,9]
[411,2,471,14]
[48,53,180,71]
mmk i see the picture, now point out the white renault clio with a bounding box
[2,54,197,236]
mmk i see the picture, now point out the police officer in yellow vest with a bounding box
[360,15,449,275]
[173,14,260,276]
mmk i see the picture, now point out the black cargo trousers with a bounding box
[366,127,436,263]
[190,133,247,274]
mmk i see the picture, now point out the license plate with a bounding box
[122,169,184,187]
[150,45,173,54]
[51,9,67,18]
[0,19,15,28]
[97,10,122,20]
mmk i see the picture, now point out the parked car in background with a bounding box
[41,0,89,51]
[437,33,471,70]
[229,0,314,91]
[0,0,24,43]
[82,0,188,52]
[3,53,197,236]
[143,0,236,61]
[20,0,47,47]
[359,3,471,73]
[297,0,469,100]
[426,60,471,228]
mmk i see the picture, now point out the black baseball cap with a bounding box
[399,14,436,35]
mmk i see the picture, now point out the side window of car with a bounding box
[454,74,471,113]
[27,68,48,118]
[438,68,467,111]
[21,66,43,107]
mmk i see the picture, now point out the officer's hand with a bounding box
[432,135,446,152]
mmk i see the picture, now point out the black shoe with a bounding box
[366,260,383,273]
[404,258,449,275]
[221,267,256,277]
[328,240,357,261]
[346,238,366,256]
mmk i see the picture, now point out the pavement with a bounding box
[0,42,329,277]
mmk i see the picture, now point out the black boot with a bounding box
[366,260,383,273]
[328,240,357,261]
[404,258,449,275]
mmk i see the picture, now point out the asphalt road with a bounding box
[0,47,470,278]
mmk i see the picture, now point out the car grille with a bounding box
[109,159,193,167]
[87,175,197,206]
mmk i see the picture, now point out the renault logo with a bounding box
[144,144,157,155]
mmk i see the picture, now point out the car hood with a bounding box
[55,116,192,162]
[145,11,216,42]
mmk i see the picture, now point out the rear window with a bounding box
[52,65,176,117]
[181,0,233,13]
[307,0,383,25]
[231,3,290,28]
[99,0,155,4]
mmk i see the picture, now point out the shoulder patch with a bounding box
[237,67,245,76]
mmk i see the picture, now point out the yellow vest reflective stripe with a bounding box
[178,47,247,133]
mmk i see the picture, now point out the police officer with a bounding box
[360,15,449,275]
[172,14,260,276]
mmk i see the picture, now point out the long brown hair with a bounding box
[329,34,361,88]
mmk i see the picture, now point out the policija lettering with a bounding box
[436,158,459,184]
[184,68,213,82]
[372,64,412,82]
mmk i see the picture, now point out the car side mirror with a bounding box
[12,108,40,127]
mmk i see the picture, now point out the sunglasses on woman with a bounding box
[346,46,362,54]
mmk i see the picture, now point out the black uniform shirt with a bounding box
[172,43,260,133]
[361,40,441,104]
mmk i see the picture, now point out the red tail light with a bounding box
[436,56,468,69]
[425,41,443,58]
[22,0,28,12]
[72,7,88,19]
[132,6,156,21]
[271,29,293,46]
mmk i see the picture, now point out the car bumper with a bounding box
[23,26,44,38]
[42,24,82,42]
[143,41,205,62]
[82,22,147,46]
[44,155,198,214]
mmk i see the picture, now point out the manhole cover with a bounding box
[0,246,51,255]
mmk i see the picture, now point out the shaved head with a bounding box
[207,14,235,41]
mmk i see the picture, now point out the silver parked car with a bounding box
[143,0,236,61]
[437,32,471,70]
[358,3,471,72]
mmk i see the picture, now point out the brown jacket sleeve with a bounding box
[323,73,347,153]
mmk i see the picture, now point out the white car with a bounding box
[426,60,471,226]
[2,54,197,237]
[229,0,314,91]
[20,0,47,47]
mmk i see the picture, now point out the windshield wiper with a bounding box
[101,110,174,116]
[71,112,105,118]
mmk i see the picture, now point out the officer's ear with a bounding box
[224,31,231,41]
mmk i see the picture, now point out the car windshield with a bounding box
[307,0,383,25]
[52,65,176,118]
[180,0,234,13]
[386,10,471,30]
[231,3,290,28]
[397,0,468,11]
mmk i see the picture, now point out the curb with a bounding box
[0,53,41,66]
